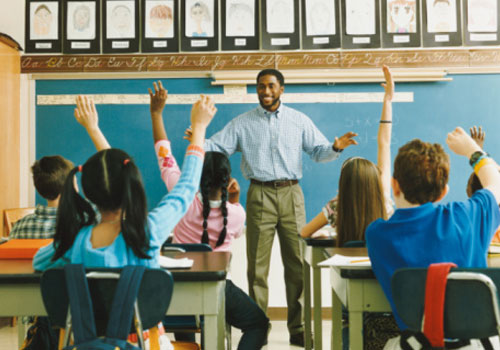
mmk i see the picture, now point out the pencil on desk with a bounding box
[350,258,370,264]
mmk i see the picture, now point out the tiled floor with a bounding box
[0,319,331,350]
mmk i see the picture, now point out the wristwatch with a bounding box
[332,145,343,153]
[469,150,487,166]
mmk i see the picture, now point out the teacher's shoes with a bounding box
[289,332,313,348]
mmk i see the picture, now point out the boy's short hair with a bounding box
[31,156,74,200]
[393,139,449,204]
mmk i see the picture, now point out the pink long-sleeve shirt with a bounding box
[156,140,245,252]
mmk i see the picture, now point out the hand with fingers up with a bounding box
[74,95,110,151]
[470,126,485,149]
[148,80,168,118]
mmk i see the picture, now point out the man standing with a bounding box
[204,69,357,346]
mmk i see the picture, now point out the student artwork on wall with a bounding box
[181,0,218,51]
[102,0,139,53]
[341,0,381,48]
[302,0,340,49]
[26,0,62,52]
[382,0,421,47]
[464,0,500,45]
[63,0,100,53]
[261,0,300,50]
[422,0,462,46]
[142,0,179,52]
[221,0,259,50]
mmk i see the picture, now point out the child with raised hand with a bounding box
[149,81,269,350]
[301,65,395,247]
[366,126,500,330]
[32,93,215,271]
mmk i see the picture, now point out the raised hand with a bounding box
[470,126,485,149]
[148,81,168,117]
[227,178,240,203]
[183,127,193,143]
[191,95,217,128]
[333,131,359,151]
[447,127,482,158]
[74,95,99,131]
[381,65,394,102]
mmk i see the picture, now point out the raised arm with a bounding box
[74,96,111,151]
[148,80,168,142]
[447,127,500,203]
[377,65,394,196]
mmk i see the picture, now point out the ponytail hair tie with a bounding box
[123,159,130,165]
[78,165,82,172]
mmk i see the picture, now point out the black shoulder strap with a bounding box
[105,265,146,340]
[63,264,97,344]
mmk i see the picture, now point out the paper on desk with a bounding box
[318,254,371,268]
[489,243,500,255]
[159,255,193,269]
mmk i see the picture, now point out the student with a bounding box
[10,155,73,239]
[466,125,500,243]
[149,81,270,350]
[32,94,215,271]
[301,65,395,247]
[366,127,500,329]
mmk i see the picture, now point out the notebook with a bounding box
[0,239,52,259]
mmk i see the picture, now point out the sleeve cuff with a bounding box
[186,145,205,158]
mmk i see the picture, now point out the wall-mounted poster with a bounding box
[341,0,381,48]
[26,0,62,52]
[464,0,500,45]
[261,0,300,50]
[102,0,139,53]
[142,0,179,52]
[63,0,100,53]
[302,0,341,49]
[181,0,218,51]
[382,0,421,47]
[221,0,259,50]
[422,0,462,46]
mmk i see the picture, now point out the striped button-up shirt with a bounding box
[205,103,340,181]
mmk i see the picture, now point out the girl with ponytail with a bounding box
[33,92,216,271]
[150,82,269,350]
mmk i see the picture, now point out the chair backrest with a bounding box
[392,267,500,339]
[3,207,36,235]
[343,240,366,248]
[40,267,174,336]
[162,243,213,252]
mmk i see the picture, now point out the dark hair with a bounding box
[393,139,449,204]
[31,155,74,201]
[52,149,150,261]
[256,69,284,86]
[466,172,482,197]
[200,152,231,248]
[336,158,386,247]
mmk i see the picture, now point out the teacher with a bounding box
[204,69,357,347]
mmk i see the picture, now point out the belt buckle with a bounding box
[274,180,286,188]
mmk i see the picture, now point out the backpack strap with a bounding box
[105,265,146,340]
[63,264,97,344]
[422,262,457,348]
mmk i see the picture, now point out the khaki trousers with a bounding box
[246,182,306,335]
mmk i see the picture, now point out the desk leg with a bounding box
[349,311,363,350]
[303,258,312,350]
[203,281,226,350]
[331,289,342,350]
[17,317,28,348]
[312,248,323,350]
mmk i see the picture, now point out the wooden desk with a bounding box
[302,237,335,350]
[0,252,230,350]
[327,248,500,350]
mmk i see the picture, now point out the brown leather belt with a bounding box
[250,179,299,188]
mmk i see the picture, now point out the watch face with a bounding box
[470,151,485,166]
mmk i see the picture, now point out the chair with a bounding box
[343,240,366,248]
[392,267,500,340]
[3,207,35,236]
[40,266,200,350]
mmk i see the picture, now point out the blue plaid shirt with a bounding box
[205,103,340,181]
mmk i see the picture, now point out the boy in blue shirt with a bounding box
[366,127,500,329]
